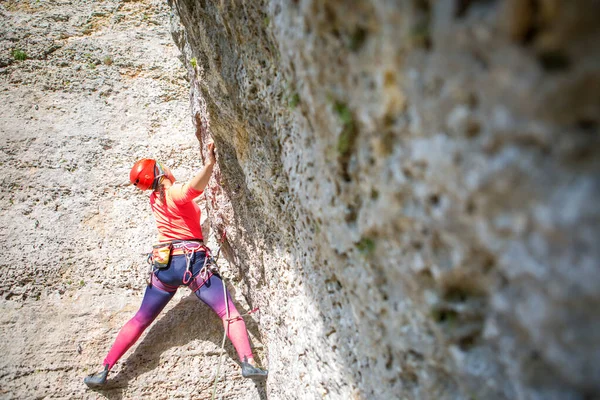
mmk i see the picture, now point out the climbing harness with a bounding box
[179,241,205,284]
[146,239,208,287]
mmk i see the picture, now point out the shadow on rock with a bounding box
[90,290,266,399]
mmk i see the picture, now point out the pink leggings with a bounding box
[103,269,253,369]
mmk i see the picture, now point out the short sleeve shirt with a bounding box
[149,182,203,242]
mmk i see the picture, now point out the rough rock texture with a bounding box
[1,1,264,399]
[169,0,600,399]
[1,0,599,399]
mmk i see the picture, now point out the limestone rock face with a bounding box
[169,0,600,399]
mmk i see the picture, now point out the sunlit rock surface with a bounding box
[1,1,264,398]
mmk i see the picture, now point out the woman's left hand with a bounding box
[190,142,217,191]
[206,142,216,166]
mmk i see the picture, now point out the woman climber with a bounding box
[84,143,267,388]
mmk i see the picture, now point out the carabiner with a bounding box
[183,270,192,284]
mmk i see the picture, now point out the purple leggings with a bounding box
[103,251,253,369]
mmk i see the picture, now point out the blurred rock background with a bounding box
[1,0,599,399]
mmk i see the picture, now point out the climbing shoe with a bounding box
[241,362,268,379]
[84,364,109,388]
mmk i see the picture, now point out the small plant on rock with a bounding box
[12,49,27,61]
[333,101,356,157]
[356,238,376,255]
[288,92,300,108]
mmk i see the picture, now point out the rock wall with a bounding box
[1,1,265,399]
[1,0,598,399]
[169,0,600,399]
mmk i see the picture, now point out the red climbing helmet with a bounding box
[130,159,175,191]
[130,159,158,191]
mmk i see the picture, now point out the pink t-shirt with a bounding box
[150,182,203,242]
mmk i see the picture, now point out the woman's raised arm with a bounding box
[188,142,216,192]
